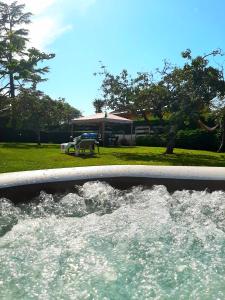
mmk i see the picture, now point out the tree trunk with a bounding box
[217,134,225,152]
[8,26,15,99]
[9,72,15,98]
[217,118,225,152]
[164,138,175,154]
[165,143,175,154]
[198,119,219,132]
[197,119,225,152]
[37,130,41,145]
[164,125,176,154]
[142,111,149,123]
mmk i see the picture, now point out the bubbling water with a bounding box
[1,182,225,299]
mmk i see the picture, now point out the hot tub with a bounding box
[0,165,225,299]
[0,165,225,202]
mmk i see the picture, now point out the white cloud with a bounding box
[29,17,72,50]
[3,0,96,50]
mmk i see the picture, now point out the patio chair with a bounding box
[60,141,75,153]
[74,139,99,156]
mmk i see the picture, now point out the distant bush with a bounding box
[136,129,219,151]
[134,119,169,127]
[120,137,130,146]
[175,129,218,151]
[136,134,166,147]
[0,128,72,144]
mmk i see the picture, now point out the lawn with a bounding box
[0,143,225,173]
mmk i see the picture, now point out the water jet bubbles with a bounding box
[60,193,87,217]
[1,184,225,298]
[0,198,21,237]
[78,181,121,215]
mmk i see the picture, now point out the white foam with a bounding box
[1,183,225,299]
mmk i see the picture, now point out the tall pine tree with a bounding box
[0,1,55,98]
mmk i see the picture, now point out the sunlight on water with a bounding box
[1,182,225,299]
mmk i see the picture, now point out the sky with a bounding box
[5,0,225,115]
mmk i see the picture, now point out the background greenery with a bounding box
[136,129,219,151]
[0,2,225,161]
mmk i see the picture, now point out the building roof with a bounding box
[72,112,133,125]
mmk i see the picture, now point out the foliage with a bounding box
[93,99,105,113]
[136,134,166,147]
[13,89,81,144]
[136,129,219,151]
[53,97,81,129]
[96,49,225,153]
[163,50,225,122]
[0,1,55,97]
[176,129,218,151]
[161,49,225,153]
[0,1,81,143]
[95,66,168,121]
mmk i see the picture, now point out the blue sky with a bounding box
[8,0,225,115]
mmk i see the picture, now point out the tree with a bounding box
[132,79,169,122]
[206,96,225,152]
[95,66,168,121]
[0,95,11,128]
[53,97,81,130]
[0,1,55,98]
[15,89,51,144]
[93,99,106,113]
[96,68,134,112]
[162,49,225,153]
[15,90,81,144]
[96,50,225,154]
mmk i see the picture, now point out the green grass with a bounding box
[0,143,225,173]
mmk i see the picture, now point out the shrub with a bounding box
[136,129,219,151]
[136,134,166,147]
[175,129,218,151]
[120,137,130,146]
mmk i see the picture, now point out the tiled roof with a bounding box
[72,113,133,124]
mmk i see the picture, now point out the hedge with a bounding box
[175,129,219,151]
[136,134,166,147]
[0,128,72,144]
[0,127,220,151]
[136,129,219,151]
